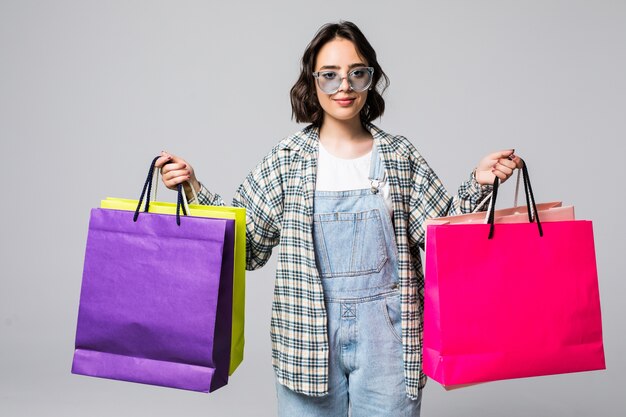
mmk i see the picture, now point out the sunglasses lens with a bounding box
[317,72,341,94]
[348,68,373,92]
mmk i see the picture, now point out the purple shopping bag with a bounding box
[72,158,235,392]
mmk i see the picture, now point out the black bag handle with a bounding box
[133,156,187,226]
[487,159,543,239]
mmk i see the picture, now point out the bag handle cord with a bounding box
[133,156,188,226]
[487,159,543,239]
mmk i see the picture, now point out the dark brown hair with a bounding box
[290,21,390,127]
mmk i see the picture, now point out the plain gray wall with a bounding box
[1,0,624,416]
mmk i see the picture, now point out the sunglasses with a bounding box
[312,66,374,94]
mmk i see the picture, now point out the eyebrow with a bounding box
[318,63,367,71]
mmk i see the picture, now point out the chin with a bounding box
[326,113,361,123]
[327,107,365,122]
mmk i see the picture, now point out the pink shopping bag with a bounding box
[423,161,605,387]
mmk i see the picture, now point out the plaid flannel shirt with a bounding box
[194,123,491,399]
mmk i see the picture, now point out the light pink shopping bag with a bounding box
[423,162,605,388]
[424,201,574,227]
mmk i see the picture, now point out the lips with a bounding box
[333,97,356,106]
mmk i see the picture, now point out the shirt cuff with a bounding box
[470,169,494,195]
[468,170,494,213]
[187,183,203,204]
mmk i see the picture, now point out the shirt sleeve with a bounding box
[231,154,282,271]
[190,183,226,206]
[190,152,283,271]
[409,161,493,250]
[452,169,493,214]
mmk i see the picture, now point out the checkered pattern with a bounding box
[196,123,491,399]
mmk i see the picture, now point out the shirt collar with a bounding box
[285,122,409,158]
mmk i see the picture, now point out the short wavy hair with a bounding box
[290,21,390,127]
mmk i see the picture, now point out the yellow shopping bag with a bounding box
[101,197,246,376]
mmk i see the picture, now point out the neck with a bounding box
[319,115,370,141]
[318,116,373,158]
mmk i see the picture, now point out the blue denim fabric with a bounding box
[276,146,422,417]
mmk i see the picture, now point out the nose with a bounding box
[337,76,351,92]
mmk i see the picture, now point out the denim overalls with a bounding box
[276,145,422,417]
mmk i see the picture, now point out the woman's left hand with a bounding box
[474,149,524,186]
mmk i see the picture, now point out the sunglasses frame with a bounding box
[312,66,375,94]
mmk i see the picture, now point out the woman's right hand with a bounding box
[154,151,201,198]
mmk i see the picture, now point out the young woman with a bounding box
[156,21,521,417]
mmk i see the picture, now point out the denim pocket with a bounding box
[383,292,403,343]
[313,209,388,278]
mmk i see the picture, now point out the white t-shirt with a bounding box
[315,141,393,215]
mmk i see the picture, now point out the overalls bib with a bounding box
[275,145,422,417]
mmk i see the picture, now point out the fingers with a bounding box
[162,164,191,189]
[155,151,174,168]
[510,155,524,169]
[162,164,191,181]
[154,155,171,168]
[156,150,189,167]
[157,151,194,190]
[476,149,524,185]
[491,166,509,181]
[490,151,522,183]
[488,149,515,161]
[494,158,515,172]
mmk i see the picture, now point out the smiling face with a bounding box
[314,37,369,125]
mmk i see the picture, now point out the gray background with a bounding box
[1,0,624,416]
